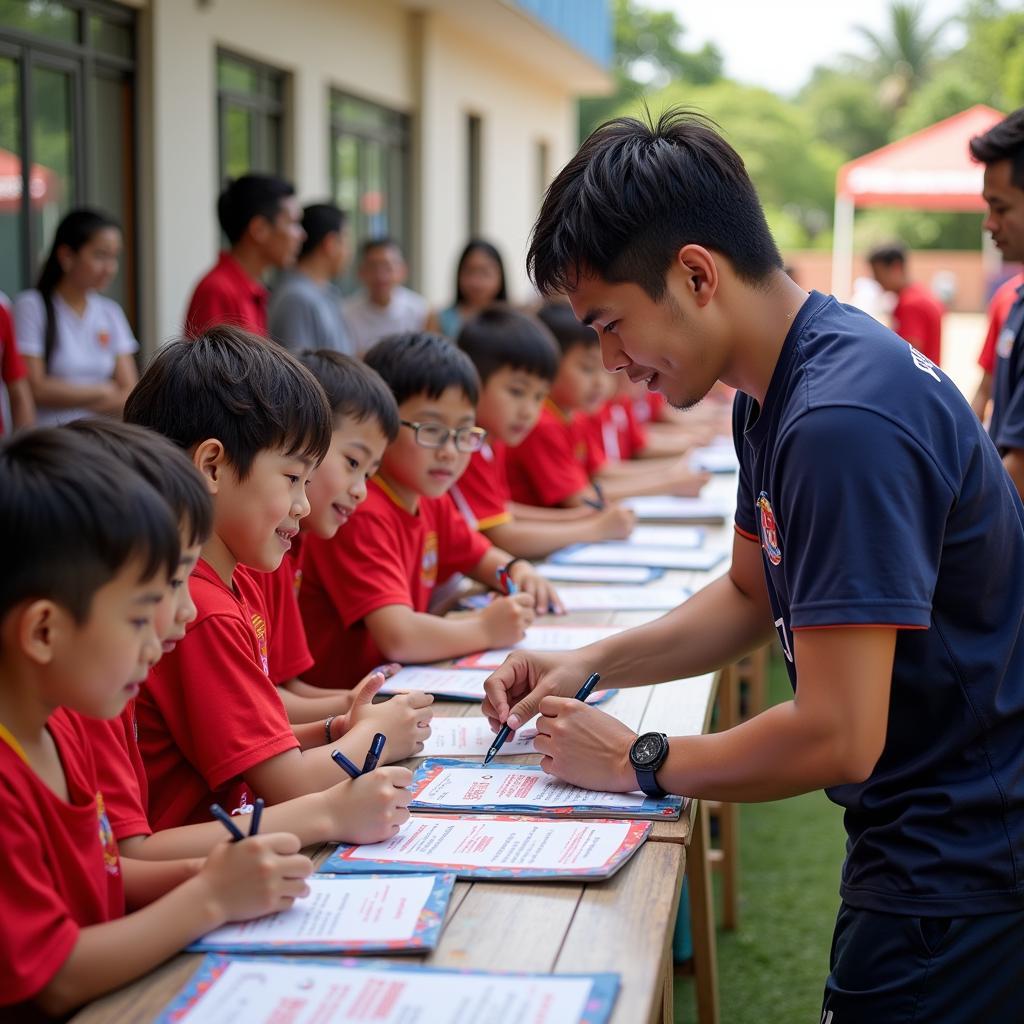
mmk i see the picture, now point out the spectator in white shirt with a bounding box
[343,237,427,355]
[15,208,138,425]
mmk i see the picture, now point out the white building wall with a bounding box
[136,0,584,351]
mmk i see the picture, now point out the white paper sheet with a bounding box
[169,960,597,1024]
[193,875,436,947]
[626,525,706,548]
[461,625,623,666]
[556,585,690,611]
[689,446,740,473]
[420,716,538,757]
[344,815,634,871]
[416,765,650,810]
[379,667,491,699]
[622,495,729,521]
[557,543,725,570]
[536,563,657,583]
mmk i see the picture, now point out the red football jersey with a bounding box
[251,549,314,685]
[448,441,513,530]
[892,282,943,366]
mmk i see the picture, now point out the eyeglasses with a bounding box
[400,420,487,453]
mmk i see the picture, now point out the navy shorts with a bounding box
[820,901,1024,1023]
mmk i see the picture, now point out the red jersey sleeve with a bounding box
[448,445,512,530]
[434,495,491,579]
[253,555,314,684]
[0,302,27,384]
[506,409,590,506]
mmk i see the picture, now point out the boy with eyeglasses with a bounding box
[299,332,559,688]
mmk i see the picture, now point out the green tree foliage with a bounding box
[799,69,893,159]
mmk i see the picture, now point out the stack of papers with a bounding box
[159,955,620,1024]
[409,759,684,820]
[454,624,623,669]
[622,496,729,522]
[319,814,652,881]
[552,543,727,571]
[553,585,690,611]
[536,563,663,583]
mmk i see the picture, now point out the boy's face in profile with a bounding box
[252,196,305,269]
[550,343,606,414]
[152,531,202,657]
[32,559,166,719]
[304,415,389,539]
[382,387,476,501]
[211,447,313,572]
[477,367,550,447]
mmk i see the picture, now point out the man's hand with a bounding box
[533,697,637,792]
[482,649,594,732]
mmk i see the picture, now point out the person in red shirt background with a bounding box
[970,271,1024,422]
[0,292,35,432]
[868,243,944,366]
[184,174,305,337]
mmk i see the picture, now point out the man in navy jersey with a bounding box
[483,110,1024,1020]
[970,108,1024,499]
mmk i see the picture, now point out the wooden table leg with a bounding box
[688,800,720,1024]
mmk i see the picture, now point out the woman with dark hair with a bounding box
[428,238,507,338]
[14,207,138,425]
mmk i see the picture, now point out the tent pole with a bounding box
[831,194,855,301]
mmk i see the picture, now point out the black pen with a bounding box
[210,803,246,842]
[362,733,387,773]
[483,671,601,764]
[582,479,606,511]
[248,797,264,837]
[332,748,363,779]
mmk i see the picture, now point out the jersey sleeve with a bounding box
[992,361,1024,453]
[148,615,299,790]
[509,416,590,506]
[307,514,415,626]
[13,290,45,359]
[107,299,139,356]
[732,393,758,540]
[256,563,314,684]
[81,716,151,840]
[775,406,952,629]
[0,782,80,1004]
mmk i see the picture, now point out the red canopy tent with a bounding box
[0,147,59,212]
[831,104,1006,298]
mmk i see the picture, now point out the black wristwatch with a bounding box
[630,732,670,798]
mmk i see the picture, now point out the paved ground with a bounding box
[941,312,987,403]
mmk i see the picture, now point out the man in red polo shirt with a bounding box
[184,175,305,337]
[970,271,1024,422]
[869,243,944,366]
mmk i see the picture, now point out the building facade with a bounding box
[0,0,610,355]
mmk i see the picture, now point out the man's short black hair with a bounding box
[0,428,179,627]
[867,243,908,268]
[218,174,296,245]
[456,305,559,383]
[297,350,400,442]
[124,325,332,479]
[360,236,401,261]
[970,107,1024,190]
[364,332,480,407]
[528,108,782,300]
[536,301,600,355]
[64,419,213,548]
[299,203,346,261]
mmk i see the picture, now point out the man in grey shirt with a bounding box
[343,237,428,355]
[268,203,355,354]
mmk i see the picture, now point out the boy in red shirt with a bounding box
[0,292,35,432]
[454,305,636,558]
[124,327,430,830]
[505,302,708,506]
[300,332,559,688]
[869,243,944,366]
[0,428,313,1017]
[185,175,305,336]
[65,418,415,860]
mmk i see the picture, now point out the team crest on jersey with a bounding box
[251,613,269,675]
[997,326,1016,360]
[756,491,782,566]
[420,531,439,587]
[95,791,120,877]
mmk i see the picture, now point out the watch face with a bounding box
[633,733,665,768]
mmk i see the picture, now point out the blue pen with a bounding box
[483,671,601,764]
[497,566,518,596]
[331,748,363,779]
[362,732,387,773]
[582,479,606,511]
[248,797,264,837]
[210,803,246,842]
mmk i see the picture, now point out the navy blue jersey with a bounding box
[988,283,1024,455]
[733,290,1024,916]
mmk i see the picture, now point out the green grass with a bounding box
[675,654,847,1023]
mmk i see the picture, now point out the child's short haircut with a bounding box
[536,301,600,354]
[0,428,179,626]
[868,243,907,268]
[218,174,296,245]
[456,304,559,384]
[298,203,346,262]
[124,325,332,479]
[64,418,213,547]
[364,332,481,407]
[296,350,400,442]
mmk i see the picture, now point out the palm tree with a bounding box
[847,1,952,110]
